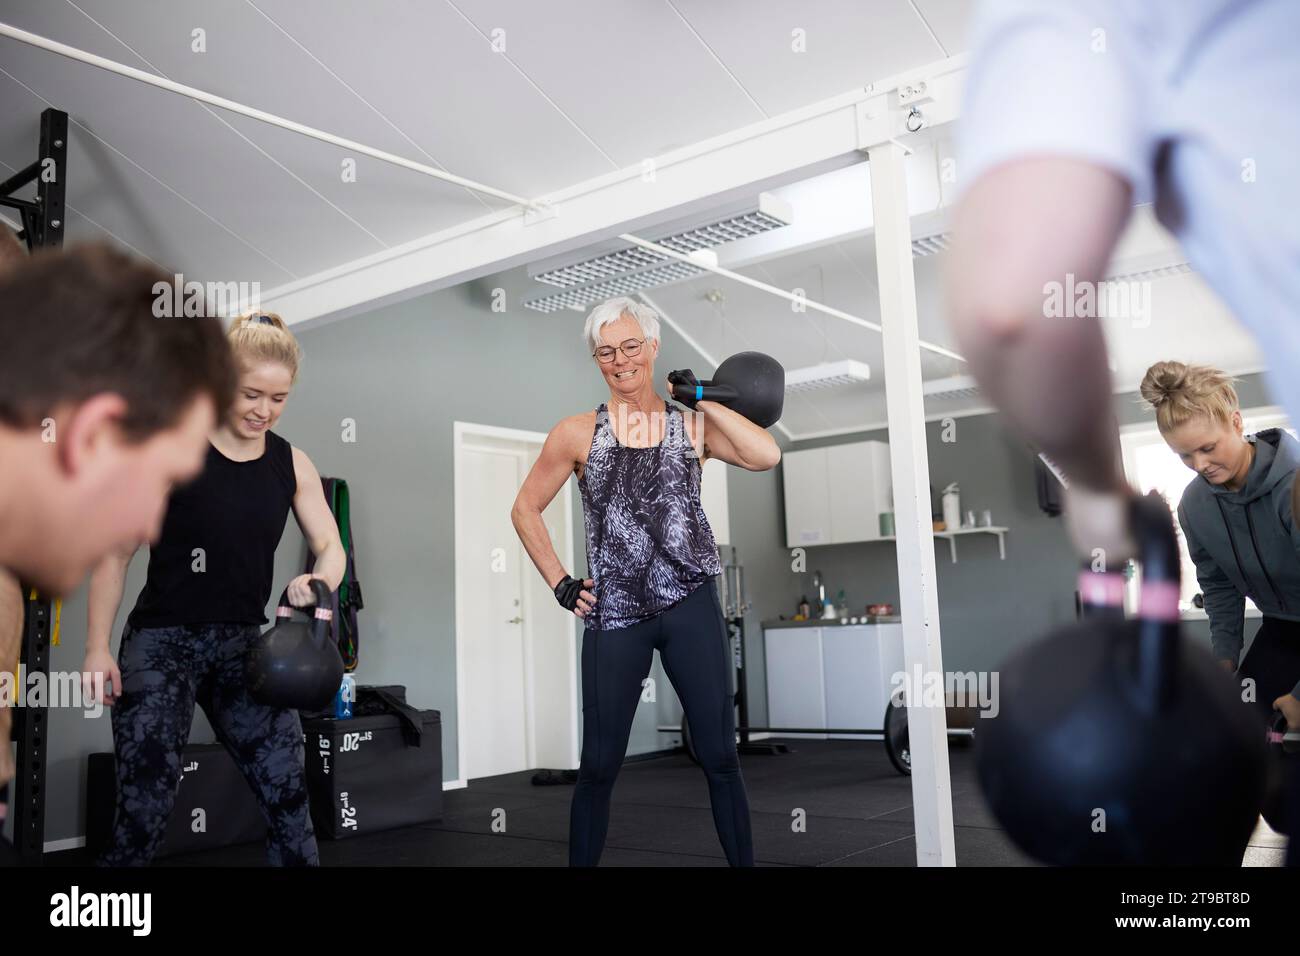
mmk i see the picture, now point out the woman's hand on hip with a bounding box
[554,575,597,618]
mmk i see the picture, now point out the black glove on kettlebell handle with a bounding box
[668,368,739,410]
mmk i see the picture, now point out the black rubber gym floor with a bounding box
[45,739,1287,866]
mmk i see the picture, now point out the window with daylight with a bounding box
[1119,406,1294,611]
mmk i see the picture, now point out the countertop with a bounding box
[762,616,901,629]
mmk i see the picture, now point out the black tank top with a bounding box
[129,431,297,628]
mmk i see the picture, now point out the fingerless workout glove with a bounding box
[668,368,701,409]
[553,575,586,611]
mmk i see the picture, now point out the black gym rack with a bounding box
[2,107,68,863]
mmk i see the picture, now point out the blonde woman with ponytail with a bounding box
[84,312,345,866]
[1141,361,1300,734]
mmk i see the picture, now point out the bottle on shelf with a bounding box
[942,482,961,532]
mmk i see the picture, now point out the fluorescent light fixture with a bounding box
[785,359,872,392]
[1106,261,1191,283]
[1037,450,1069,488]
[522,261,708,313]
[526,192,793,295]
[911,232,951,257]
[921,375,981,401]
[906,237,1191,280]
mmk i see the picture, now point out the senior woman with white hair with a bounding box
[512,296,780,867]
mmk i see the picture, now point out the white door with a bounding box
[456,425,578,783]
[461,445,529,778]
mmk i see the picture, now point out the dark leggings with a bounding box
[101,622,318,867]
[1239,617,1300,724]
[1238,616,1300,865]
[569,578,753,866]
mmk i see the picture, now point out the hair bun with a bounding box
[1140,360,1188,407]
[1139,361,1238,432]
[227,310,301,382]
[233,311,287,332]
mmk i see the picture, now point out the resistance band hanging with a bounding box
[302,477,363,671]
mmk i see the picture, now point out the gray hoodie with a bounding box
[1178,429,1300,692]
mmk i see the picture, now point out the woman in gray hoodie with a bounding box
[1141,362,1300,733]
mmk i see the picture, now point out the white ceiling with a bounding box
[616,202,1265,437]
[492,153,1264,438]
[1,0,1266,435]
[0,0,968,284]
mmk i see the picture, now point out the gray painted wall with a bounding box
[36,280,720,844]
[29,274,1275,846]
[731,373,1276,730]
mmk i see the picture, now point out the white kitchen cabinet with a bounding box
[764,623,904,740]
[781,447,832,547]
[783,440,892,548]
[762,626,828,739]
[822,623,904,738]
[826,441,892,544]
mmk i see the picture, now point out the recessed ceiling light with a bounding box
[785,360,872,392]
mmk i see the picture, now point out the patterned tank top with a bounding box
[578,400,722,631]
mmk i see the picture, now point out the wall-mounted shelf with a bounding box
[879,526,1009,563]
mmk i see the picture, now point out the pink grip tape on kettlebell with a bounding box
[1077,571,1124,607]
[1138,580,1181,622]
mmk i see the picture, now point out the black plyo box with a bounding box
[86,744,265,858]
[301,711,443,840]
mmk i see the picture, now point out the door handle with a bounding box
[506,616,523,625]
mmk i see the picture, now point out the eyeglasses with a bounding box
[593,338,645,364]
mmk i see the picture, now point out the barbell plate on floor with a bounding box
[884,701,910,776]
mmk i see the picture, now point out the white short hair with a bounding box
[583,297,661,355]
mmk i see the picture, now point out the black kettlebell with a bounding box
[1262,710,1291,835]
[246,578,344,711]
[976,492,1267,865]
[668,351,785,427]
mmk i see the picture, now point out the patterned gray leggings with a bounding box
[100,622,318,866]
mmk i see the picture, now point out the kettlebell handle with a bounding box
[1076,493,1180,615]
[1130,492,1181,607]
[275,578,335,648]
[1269,709,1289,746]
[1129,492,1182,708]
[670,378,739,405]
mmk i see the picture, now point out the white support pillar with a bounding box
[866,141,956,866]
